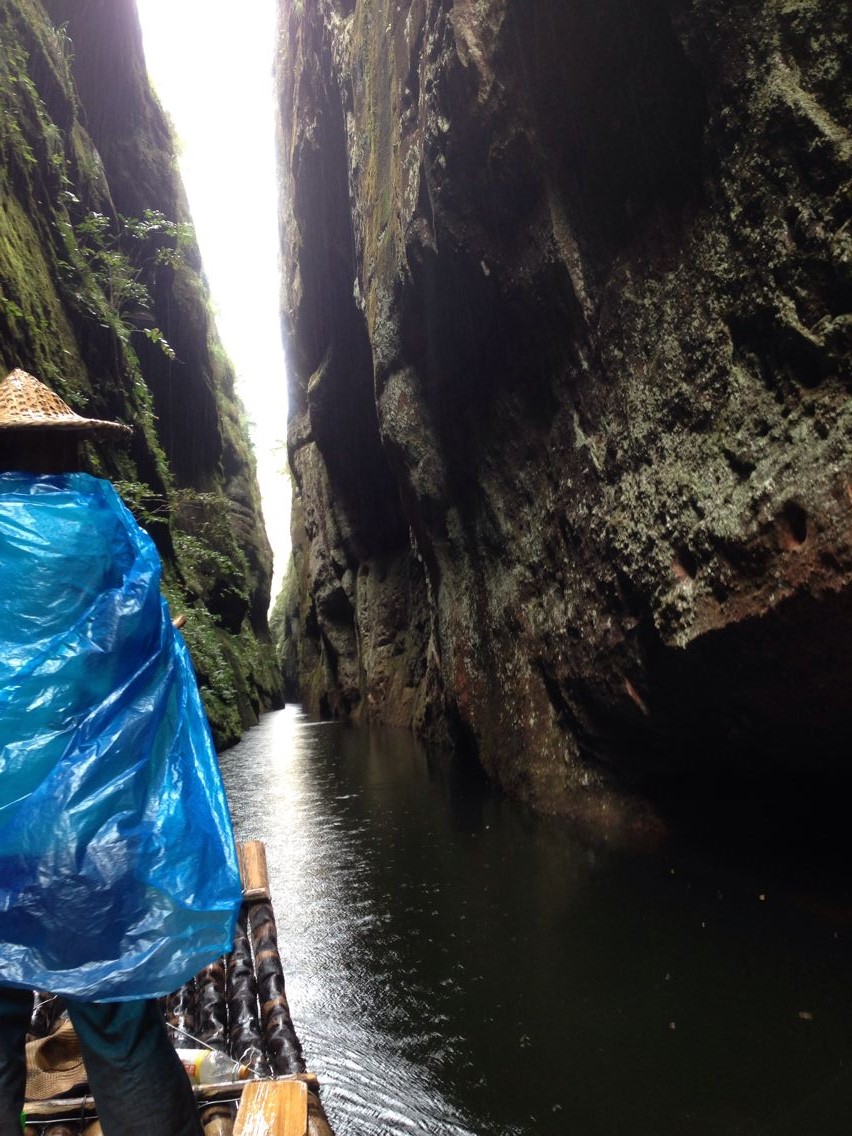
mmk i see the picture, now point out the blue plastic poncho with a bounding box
[0,472,242,1000]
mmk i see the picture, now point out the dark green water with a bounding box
[219,707,852,1136]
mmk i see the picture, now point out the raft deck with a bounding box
[24,841,333,1136]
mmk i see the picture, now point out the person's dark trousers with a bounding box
[66,999,203,1136]
[0,989,203,1136]
[0,986,32,1136]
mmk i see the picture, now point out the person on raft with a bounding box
[0,369,244,1136]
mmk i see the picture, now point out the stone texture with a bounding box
[277,0,851,821]
[0,0,282,745]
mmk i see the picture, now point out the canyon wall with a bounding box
[277,0,851,822]
[0,0,282,745]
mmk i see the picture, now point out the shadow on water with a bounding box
[219,707,852,1136]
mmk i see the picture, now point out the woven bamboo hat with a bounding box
[0,368,132,435]
[25,1017,89,1101]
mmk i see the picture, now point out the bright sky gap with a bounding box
[136,0,290,603]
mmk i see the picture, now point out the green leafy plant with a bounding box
[123,209,194,268]
[160,577,241,739]
[171,487,251,604]
[57,207,195,359]
[44,20,75,94]
[111,479,168,528]
[143,326,176,359]
[0,293,24,320]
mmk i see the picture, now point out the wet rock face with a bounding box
[0,0,282,745]
[277,0,852,816]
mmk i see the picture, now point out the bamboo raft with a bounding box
[23,841,334,1136]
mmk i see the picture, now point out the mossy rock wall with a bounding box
[277,0,851,826]
[0,0,282,746]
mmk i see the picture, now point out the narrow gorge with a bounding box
[2,5,851,1132]
[277,0,852,831]
[2,0,849,829]
[0,0,281,746]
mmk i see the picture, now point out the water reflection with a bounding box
[219,710,476,1134]
[219,707,852,1136]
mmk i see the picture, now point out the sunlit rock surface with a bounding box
[0,0,282,744]
[277,0,851,819]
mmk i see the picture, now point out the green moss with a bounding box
[172,487,250,602]
[160,576,242,743]
[352,0,404,325]
[0,0,282,748]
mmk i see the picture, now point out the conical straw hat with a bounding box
[0,369,132,434]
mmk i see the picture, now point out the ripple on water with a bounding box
[220,707,852,1136]
[305,1021,476,1136]
[218,709,486,1136]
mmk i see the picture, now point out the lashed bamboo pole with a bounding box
[196,957,228,1051]
[227,903,267,1073]
[250,900,305,1074]
[162,977,197,1047]
[239,842,305,1075]
[26,837,331,1133]
[24,1075,321,1123]
[201,1101,235,1136]
[306,1091,335,1136]
[196,950,233,1136]
[29,991,64,1039]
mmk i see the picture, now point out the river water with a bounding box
[218,706,852,1136]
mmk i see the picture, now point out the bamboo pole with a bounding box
[162,977,197,1047]
[23,1075,321,1121]
[201,1102,235,1136]
[196,956,228,1051]
[29,991,64,1039]
[306,1091,335,1136]
[248,899,305,1075]
[227,903,267,1073]
[237,841,304,1075]
[239,841,271,902]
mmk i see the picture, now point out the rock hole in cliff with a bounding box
[672,547,698,581]
[787,334,831,390]
[780,501,808,549]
